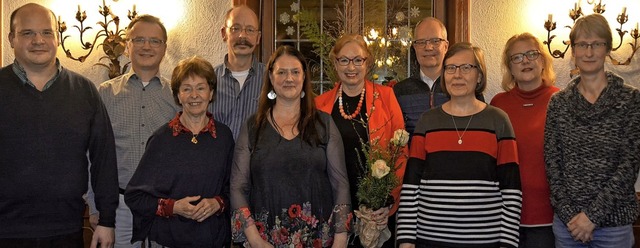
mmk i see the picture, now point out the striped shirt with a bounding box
[209,55,265,141]
[397,105,522,248]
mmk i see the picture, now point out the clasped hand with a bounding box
[567,212,595,243]
[173,196,220,222]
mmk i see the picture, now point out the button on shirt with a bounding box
[209,55,265,141]
[97,71,180,189]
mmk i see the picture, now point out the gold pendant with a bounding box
[191,136,198,144]
[458,138,462,145]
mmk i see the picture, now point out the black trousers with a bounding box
[0,230,83,248]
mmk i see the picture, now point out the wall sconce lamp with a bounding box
[57,0,138,79]
[543,0,639,65]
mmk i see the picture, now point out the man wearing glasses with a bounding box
[393,17,483,139]
[210,5,265,140]
[0,3,118,248]
[86,14,179,248]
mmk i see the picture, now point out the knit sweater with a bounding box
[491,84,559,226]
[544,72,640,227]
[397,105,522,248]
[0,65,119,238]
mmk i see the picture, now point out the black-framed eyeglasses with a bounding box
[129,37,165,48]
[336,57,367,66]
[572,42,607,51]
[444,64,478,74]
[412,38,446,48]
[227,26,260,35]
[510,50,540,64]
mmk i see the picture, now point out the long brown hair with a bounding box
[254,45,324,145]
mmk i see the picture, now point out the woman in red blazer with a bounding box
[315,34,407,248]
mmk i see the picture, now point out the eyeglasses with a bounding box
[412,38,446,48]
[227,26,259,35]
[129,37,165,48]
[336,57,367,66]
[16,30,56,39]
[510,50,540,64]
[572,42,607,51]
[444,64,478,74]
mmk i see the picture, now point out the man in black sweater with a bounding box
[0,3,118,248]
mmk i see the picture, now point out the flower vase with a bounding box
[354,205,391,248]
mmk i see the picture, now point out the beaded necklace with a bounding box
[338,84,365,120]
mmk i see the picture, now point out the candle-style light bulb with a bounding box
[548,14,553,23]
[77,4,81,13]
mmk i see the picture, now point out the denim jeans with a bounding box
[553,215,634,248]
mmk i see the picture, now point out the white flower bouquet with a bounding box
[354,129,408,248]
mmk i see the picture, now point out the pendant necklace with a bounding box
[451,114,474,145]
[191,133,199,144]
[186,118,207,144]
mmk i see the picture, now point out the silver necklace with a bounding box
[451,114,474,145]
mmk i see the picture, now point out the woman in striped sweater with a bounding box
[397,42,522,248]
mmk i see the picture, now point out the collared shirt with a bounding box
[209,55,265,141]
[97,70,180,189]
[419,69,437,89]
[168,111,217,139]
[12,59,61,91]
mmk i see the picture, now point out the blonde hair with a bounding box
[500,33,556,91]
[570,14,612,52]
